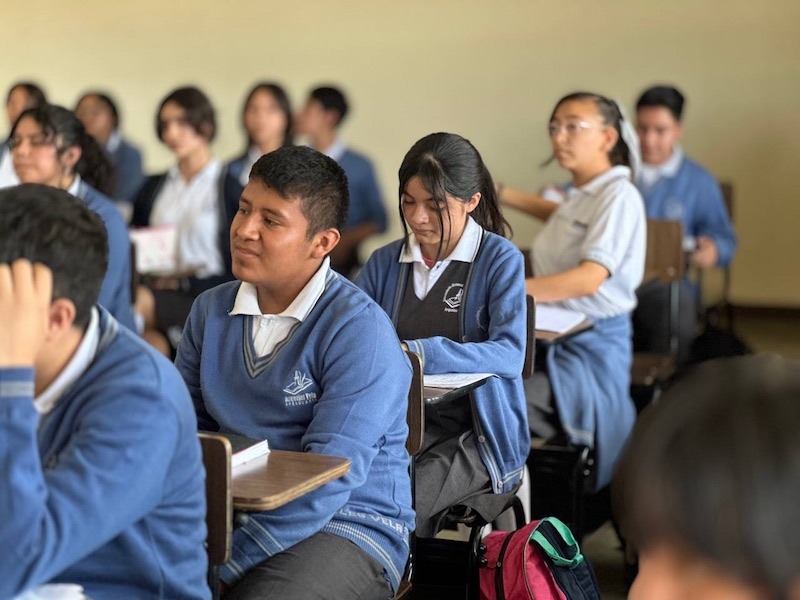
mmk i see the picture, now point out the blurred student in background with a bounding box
[295,85,387,277]
[1,82,47,188]
[75,91,145,209]
[9,104,134,329]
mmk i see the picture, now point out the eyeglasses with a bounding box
[7,133,53,150]
[547,121,602,138]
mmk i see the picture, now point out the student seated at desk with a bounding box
[175,146,414,600]
[499,92,646,490]
[1,82,47,188]
[9,104,135,330]
[356,132,528,537]
[623,354,800,600]
[0,185,208,600]
[133,86,240,355]
[633,85,738,363]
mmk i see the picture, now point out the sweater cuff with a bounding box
[0,368,35,402]
[403,340,426,369]
[220,517,286,585]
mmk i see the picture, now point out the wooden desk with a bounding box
[232,450,350,511]
[423,376,491,405]
[535,318,594,345]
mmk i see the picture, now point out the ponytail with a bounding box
[76,128,115,196]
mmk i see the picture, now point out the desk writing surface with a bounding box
[535,318,594,345]
[423,375,491,405]
[232,450,350,511]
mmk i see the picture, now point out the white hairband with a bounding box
[613,99,641,179]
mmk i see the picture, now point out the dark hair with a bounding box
[241,82,293,150]
[156,86,216,142]
[636,85,685,122]
[7,82,47,109]
[398,132,511,259]
[0,184,108,328]
[309,86,348,127]
[546,92,632,171]
[75,91,120,129]
[249,145,349,237]
[626,354,800,597]
[11,104,115,196]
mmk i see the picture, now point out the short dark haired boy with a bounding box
[0,184,209,599]
[176,146,413,599]
[295,85,387,278]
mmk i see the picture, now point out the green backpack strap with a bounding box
[528,517,584,568]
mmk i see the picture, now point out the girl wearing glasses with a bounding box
[357,132,528,537]
[500,92,646,491]
[9,104,135,330]
[1,82,47,188]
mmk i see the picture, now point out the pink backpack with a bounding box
[479,517,600,600]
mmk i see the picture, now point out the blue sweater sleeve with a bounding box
[692,174,737,267]
[405,248,527,379]
[359,160,387,232]
[0,365,185,597]
[116,142,145,204]
[221,305,411,584]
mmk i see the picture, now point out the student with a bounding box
[175,145,414,599]
[633,85,738,362]
[1,81,47,188]
[0,184,208,600]
[624,354,800,600]
[75,91,145,206]
[499,92,646,490]
[356,132,528,537]
[132,86,238,354]
[9,104,135,330]
[295,85,387,277]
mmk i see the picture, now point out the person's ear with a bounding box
[465,192,481,214]
[58,146,82,172]
[310,228,341,259]
[323,109,340,130]
[47,297,78,342]
[674,122,684,142]
[603,125,620,154]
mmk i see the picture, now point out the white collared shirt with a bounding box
[35,308,100,415]
[67,174,82,196]
[106,130,122,154]
[638,145,684,191]
[150,159,223,278]
[229,257,331,357]
[0,144,19,189]
[400,216,482,300]
[238,145,262,187]
[321,139,347,163]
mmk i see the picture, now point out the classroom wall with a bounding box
[2,0,799,307]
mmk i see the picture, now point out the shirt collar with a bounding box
[246,145,262,165]
[167,157,222,184]
[573,165,632,197]
[321,139,347,162]
[67,173,82,196]
[106,130,122,154]
[35,307,100,415]
[229,257,331,321]
[400,216,482,264]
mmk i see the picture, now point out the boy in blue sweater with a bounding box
[0,184,208,599]
[175,145,414,600]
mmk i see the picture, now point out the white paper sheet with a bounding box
[129,225,178,274]
[423,373,496,389]
[535,304,587,334]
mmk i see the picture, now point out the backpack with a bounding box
[478,517,600,600]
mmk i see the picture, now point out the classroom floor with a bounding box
[584,308,800,599]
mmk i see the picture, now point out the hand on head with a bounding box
[0,259,52,367]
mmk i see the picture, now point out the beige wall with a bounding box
[2,0,799,306]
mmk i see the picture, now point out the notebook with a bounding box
[216,432,271,467]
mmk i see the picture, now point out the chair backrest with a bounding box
[645,219,685,284]
[405,350,425,456]
[198,433,232,566]
[520,247,534,279]
[719,181,734,222]
[522,294,536,379]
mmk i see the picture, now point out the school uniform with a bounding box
[634,148,738,360]
[530,166,646,490]
[0,142,19,188]
[132,160,239,346]
[175,261,414,596]
[68,176,135,331]
[324,140,387,275]
[357,218,529,536]
[106,130,145,203]
[0,307,209,600]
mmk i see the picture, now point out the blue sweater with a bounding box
[638,156,737,267]
[356,231,529,494]
[175,275,414,592]
[0,308,209,599]
[110,137,145,203]
[338,149,387,232]
[76,181,135,330]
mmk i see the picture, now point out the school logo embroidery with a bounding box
[283,371,318,406]
[443,284,464,313]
